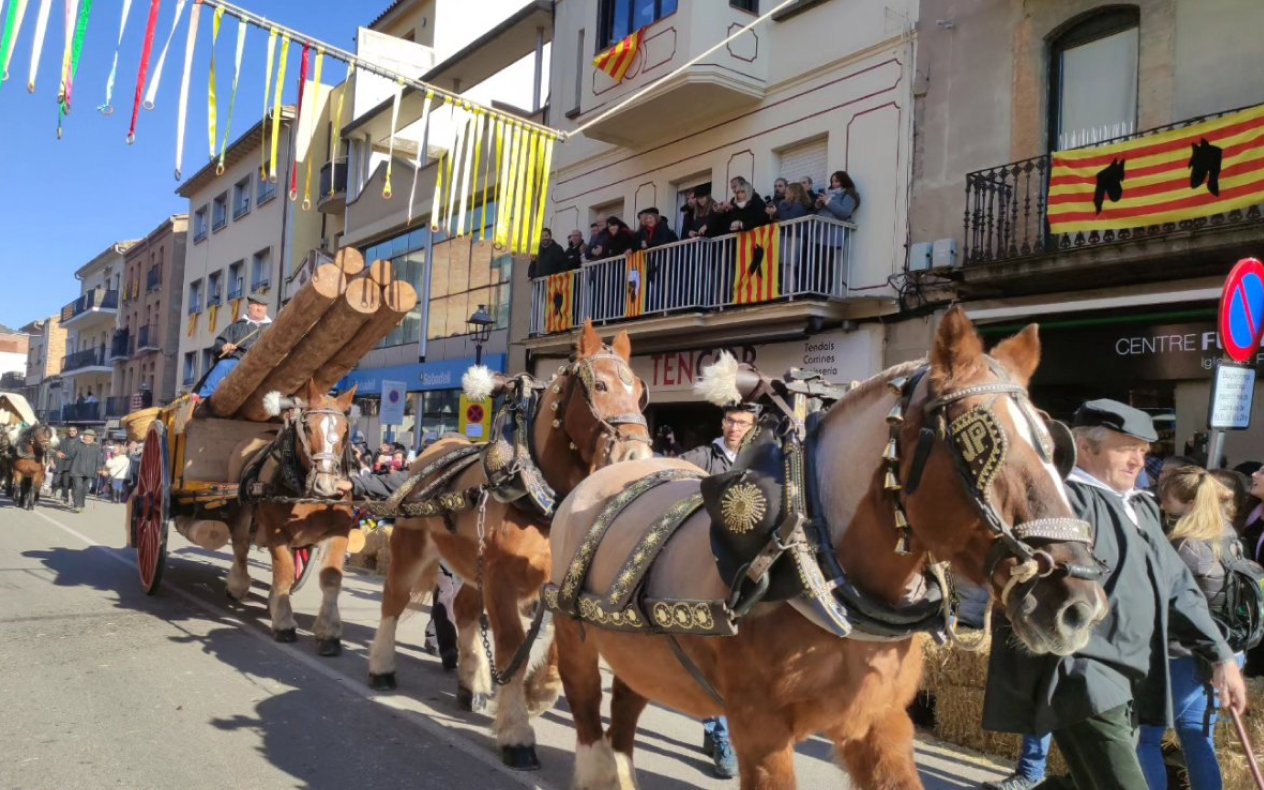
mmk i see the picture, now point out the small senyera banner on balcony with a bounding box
[545,271,576,334]
[626,251,647,318]
[593,28,644,83]
[734,223,781,305]
[1048,103,1264,234]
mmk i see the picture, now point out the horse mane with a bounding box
[830,359,925,414]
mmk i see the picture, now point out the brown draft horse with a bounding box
[547,308,1109,789]
[367,321,653,770]
[5,424,57,510]
[224,382,359,654]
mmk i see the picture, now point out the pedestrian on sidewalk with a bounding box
[65,429,106,513]
[105,450,130,503]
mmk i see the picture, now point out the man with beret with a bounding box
[983,399,1245,790]
[65,428,105,513]
[197,295,272,398]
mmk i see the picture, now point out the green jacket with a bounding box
[982,473,1232,735]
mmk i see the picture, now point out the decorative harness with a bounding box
[11,425,50,461]
[243,405,354,503]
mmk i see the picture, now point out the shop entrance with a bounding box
[646,402,723,456]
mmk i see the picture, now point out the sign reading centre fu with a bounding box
[335,354,507,396]
[1033,321,1264,384]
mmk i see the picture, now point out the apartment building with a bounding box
[111,215,189,418]
[534,0,910,446]
[908,0,1264,465]
[59,242,138,426]
[20,316,66,422]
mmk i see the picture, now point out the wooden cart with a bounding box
[125,397,321,595]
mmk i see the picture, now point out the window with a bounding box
[182,352,196,385]
[193,205,208,242]
[232,176,251,219]
[188,279,203,314]
[257,165,277,205]
[1049,10,1139,151]
[212,192,228,231]
[731,0,758,10]
[251,249,271,292]
[776,137,828,195]
[201,349,215,379]
[426,237,513,342]
[365,228,429,349]
[228,261,244,300]
[599,0,677,49]
[207,271,222,306]
[568,29,585,118]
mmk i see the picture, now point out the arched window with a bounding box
[1048,7,1140,151]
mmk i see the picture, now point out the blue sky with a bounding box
[0,0,372,330]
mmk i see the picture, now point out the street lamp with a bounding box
[467,304,493,365]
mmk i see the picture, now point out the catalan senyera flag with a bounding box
[593,29,644,82]
[1048,103,1264,234]
[626,251,647,318]
[733,223,781,305]
[545,271,576,333]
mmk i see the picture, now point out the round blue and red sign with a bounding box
[387,389,401,404]
[466,404,484,423]
[1219,258,1264,363]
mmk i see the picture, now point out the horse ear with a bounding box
[306,380,322,405]
[930,305,984,380]
[612,330,632,362]
[990,324,1041,385]
[577,319,602,359]
[335,385,357,412]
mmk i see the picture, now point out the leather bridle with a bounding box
[287,405,352,497]
[552,351,652,467]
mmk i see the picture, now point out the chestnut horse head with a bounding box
[823,307,1106,656]
[267,383,357,500]
[16,424,56,459]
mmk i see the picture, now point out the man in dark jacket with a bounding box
[982,399,1245,790]
[65,428,105,513]
[528,228,569,279]
[198,295,272,398]
[563,230,587,271]
[54,426,81,503]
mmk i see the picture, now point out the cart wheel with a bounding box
[290,543,324,594]
[132,421,170,595]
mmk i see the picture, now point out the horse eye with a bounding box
[595,381,609,393]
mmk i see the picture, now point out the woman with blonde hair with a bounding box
[1137,465,1242,790]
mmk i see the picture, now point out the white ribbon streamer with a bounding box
[406,91,434,225]
[173,0,199,179]
[24,0,50,91]
[142,0,187,110]
[456,108,478,238]
[98,0,131,113]
[381,78,402,199]
[444,104,468,236]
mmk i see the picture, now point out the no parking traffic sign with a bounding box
[1218,257,1264,362]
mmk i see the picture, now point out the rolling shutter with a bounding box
[777,138,829,190]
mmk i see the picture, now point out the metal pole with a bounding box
[475,341,483,367]
[418,119,434,364]
[533,26,544,114]
[1207,429,1226,470]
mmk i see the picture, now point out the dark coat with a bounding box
[679,440,734,476]
[634,223,679,251]
[563,242,585,271]
[725,195,770,233]
[66,440,105,478]
[604,227,636,257]
[350,470,409,500]
[529,241,569,279]
[54,436,81,474]
[213,318,271,360]
[983,477,1233,735]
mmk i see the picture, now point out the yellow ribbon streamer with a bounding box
[382,77,403,200]
[260,27,276,179]
[494,122,517,250]
[456,109,478,238]
[444,105,468,237]
[519,130,541,253]
[510,127,532,253]
[207,6,224,161]
[269,34,290,184]
[533,136,555,254]
[328,61,353,195]
[466,109,485,237]
[429,98,450,232]
[478,116,498,243]
[301,48,324,211]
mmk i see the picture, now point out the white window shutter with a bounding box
[777,138,829,191]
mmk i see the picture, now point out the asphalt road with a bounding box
[0,494,1008,790]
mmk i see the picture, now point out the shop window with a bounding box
[1048,8,1139,151]
[419,389,461,442]
[426,237,513,341]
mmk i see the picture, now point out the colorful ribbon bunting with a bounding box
[57,0,77,106]
[301,48,323,210]
[172,0,198,178]
[0,0,30,87]
[25,0,51,92]
[268,33,289,183]
[215,15,245,174]
[206,5,223,157]
[126,0,161,142]
[288,42,310,201]
[98,0,129,112]
[57,0,92,138]
[143,0,186,110]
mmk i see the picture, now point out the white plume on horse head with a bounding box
[262,391,285,417]
[3,424,20,443]
[47,428,59,448]
[462,365,496,402]
[694,351,742,407]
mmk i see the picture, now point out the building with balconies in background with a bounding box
[59,241,138,426]
[111,215,188,425]
[535,0,911,446]
[21,315,66,424]
[908,0,1264,467]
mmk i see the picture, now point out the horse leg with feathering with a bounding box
[225,382,360,654]
[367,321,654,770]
[546,308,1109,790]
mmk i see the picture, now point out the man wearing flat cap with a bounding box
[64,428,105,513]
[983,398,1245,790]
[197,295,272,398]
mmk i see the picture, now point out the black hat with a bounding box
[246,295,267,306]
[1072,399,1158,443]
[693,183,712,198]
[637,207,660,217]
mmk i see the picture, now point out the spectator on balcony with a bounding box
[601,216,636,257]
[528,228,569,279]
[767,177,788,206]
[800,176,821,201]
[84,391,98,407]
[719,177,769,234]
[586,221,609,261]
[634,208,678,250]
[679,190,697,234]
[564,230,587,271]
[816,170,861,221]
[198,295,272,399]
[768,182,814,222]
[685,187,726,238]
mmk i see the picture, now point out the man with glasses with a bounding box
[679,403,758,777]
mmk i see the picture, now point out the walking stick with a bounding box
[1231,707,1264,790]
[189,325,265,396]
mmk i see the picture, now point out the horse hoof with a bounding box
[440,649,459,672]
[273,628,298,643]
[316,638,342,657]
[456,685,488,713]
[500,745,541,771]
[369,672,397,691]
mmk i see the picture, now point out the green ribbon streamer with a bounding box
[57,0,93,133]
[0,0,26,93]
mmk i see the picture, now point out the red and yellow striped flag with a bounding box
[545,271,576,333]
[1048,103,1264,234]
[626,251,647,318]
[733,223,781,305]
[593,29,644,83]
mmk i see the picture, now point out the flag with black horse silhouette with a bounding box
[732,223,781,305]
[545,270,576,333]
[1048,103,1264,234]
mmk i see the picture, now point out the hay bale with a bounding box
[932,684,1069,776]
[921,631,993,694]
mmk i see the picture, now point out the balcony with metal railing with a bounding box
[104,395,132,418]
[60,289,119,328]
[961,106,1264,291]
[146,267,163,292]
[108,330,132,362]
[135,324,160,353]
[529,215,854,337]
[0,371,24,390]
[318,158,349,213]
[61,347,110,373]
[60,402,102,423]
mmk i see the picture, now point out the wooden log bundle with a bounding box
[207,263,348,417]
[312,280,418,394]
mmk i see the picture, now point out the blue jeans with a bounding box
[1138,655,1239,790]
[1016,733,1052,781]
[703,716,729,742]
[197,358,239,398]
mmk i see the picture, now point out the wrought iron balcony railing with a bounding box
[136,324,160,352]
[104,395,132,418]
[60,289,119,323]
[146,267,163,291]
[62,347,109,372]
[60,402,101,422]
[319,158,349,198]
[963,105,1264,266]
[108,330,132,361]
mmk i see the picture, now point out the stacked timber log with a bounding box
[206,249,417,421]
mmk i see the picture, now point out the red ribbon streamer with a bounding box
[288,42,310,200]
[127,0,162,143]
